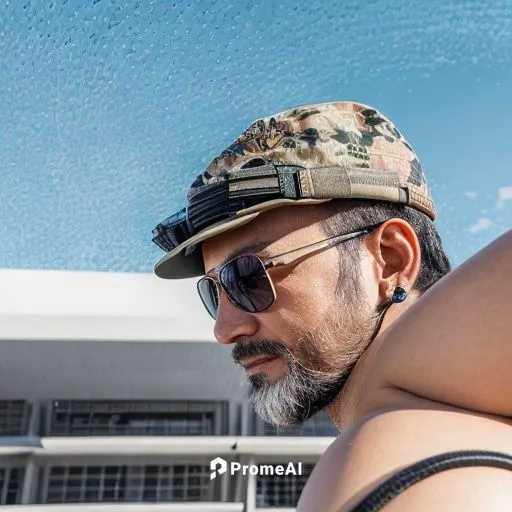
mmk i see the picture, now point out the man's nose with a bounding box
[213,293,259,345]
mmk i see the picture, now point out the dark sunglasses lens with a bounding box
[197,278,220,319]
[220,255,274,313]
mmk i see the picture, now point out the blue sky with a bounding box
[0,0,511,272]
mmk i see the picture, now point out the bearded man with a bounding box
[152,101,512,511]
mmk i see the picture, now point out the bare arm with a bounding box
[358,227,512,418]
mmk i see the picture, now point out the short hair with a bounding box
[320,199,451,295]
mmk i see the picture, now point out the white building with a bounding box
[0,269,338,511]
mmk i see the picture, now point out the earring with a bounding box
[391,286,408,304]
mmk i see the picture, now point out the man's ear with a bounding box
[367,219,421,302]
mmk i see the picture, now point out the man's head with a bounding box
[152,100,451,427]
[200,200,450,426]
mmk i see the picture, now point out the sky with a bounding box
[0,0,511,272]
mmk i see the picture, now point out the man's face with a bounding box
[202,205,379,427]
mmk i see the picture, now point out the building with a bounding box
[0,268,338,511]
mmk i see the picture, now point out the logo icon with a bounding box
[210,457,227,480]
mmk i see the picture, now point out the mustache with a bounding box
[232,339,291,365]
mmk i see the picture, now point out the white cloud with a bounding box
[496,186,512,209]
[468,218,493,233]
[464,191,478,199]
[499,187,512,200]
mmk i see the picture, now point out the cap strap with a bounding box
[300,166,403,202]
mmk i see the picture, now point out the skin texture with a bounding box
[300,409,512,512]
[201,203,512,511]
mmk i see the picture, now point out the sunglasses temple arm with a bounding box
[264,229,371,267]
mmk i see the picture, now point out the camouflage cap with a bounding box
[153,101,436,279]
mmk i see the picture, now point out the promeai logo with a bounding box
[210,457,228,480]
[210,457,302,479]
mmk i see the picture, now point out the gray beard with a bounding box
[245,306,385,428]
[248,357,350,427]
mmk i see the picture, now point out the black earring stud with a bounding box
[392,286,407,303]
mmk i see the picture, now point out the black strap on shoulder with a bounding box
[349,450,512,511]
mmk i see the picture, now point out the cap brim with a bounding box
[154,198,331,279]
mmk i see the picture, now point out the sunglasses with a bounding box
[197,223,382,319]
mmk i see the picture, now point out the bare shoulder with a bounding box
[296,409,512,512]
[357,228,512,418]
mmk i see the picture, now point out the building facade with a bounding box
[0,269,338,511]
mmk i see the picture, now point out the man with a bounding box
[152,101,512,510]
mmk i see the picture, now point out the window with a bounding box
[44,464,211,503]
[0,468,24,505]
[256,463,315,508]
[255,410,339,437]
[49,400,224,436]
[0,401,31,436]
